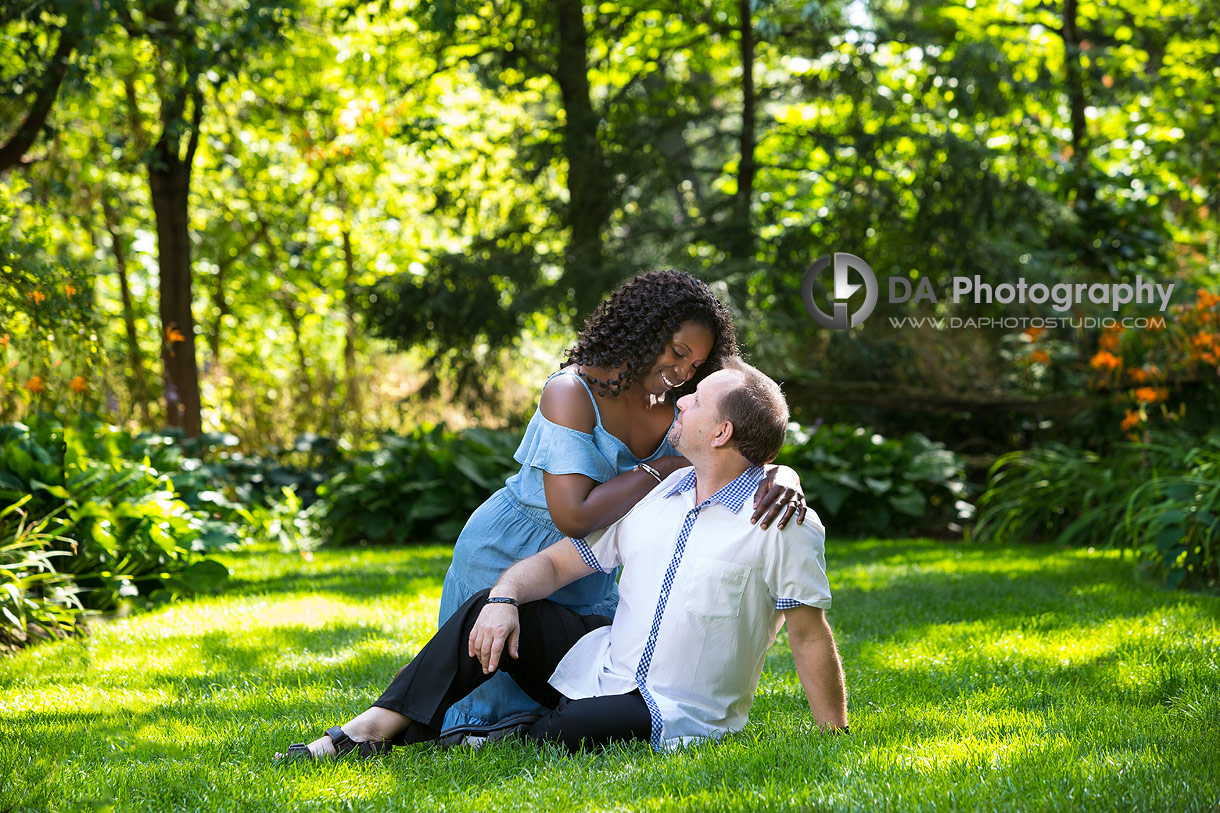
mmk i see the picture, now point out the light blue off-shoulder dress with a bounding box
[439,369,678,730]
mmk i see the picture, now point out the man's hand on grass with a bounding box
[469,603,520,674]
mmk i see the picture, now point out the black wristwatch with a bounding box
[486,596,519,607]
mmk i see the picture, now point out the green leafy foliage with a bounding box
[315,425,519,546]
[313,420,972,547]
[237,486,321,555]
[777,422,973,538]
[6,0,1218,455]
[0,495,83,650]
[134,428,343,509]
[972,431,1220,589]
[0,415,233,614]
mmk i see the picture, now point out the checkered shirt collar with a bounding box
[664,465,764,514]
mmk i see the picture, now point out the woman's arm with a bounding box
[539,376,687,538]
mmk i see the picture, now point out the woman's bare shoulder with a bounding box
[539,372,597,433]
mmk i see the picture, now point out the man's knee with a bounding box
[525,694,652,753]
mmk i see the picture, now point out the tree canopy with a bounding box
[2,0,1216,450]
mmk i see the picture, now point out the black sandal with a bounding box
[279,725,394,762]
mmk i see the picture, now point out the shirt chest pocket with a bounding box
[683,557,752,620]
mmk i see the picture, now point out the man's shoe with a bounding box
[436,712,542,749]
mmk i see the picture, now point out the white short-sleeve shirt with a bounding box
[548,465,830,750]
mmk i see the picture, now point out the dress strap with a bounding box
[544,368,604,426]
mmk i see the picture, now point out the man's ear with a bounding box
[710,420,735,449]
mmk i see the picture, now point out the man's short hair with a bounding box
[717,357,789,466]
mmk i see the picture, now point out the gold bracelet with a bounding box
[635,462,663,483]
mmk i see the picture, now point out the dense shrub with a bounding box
[113,429,340,556]
[971,431,1220,589]
[0,416,234,622]
[314,421,972,546]
[776,422,973,538]
[0,496,82,649]
[134,428,343,510]
[316,425,519,546]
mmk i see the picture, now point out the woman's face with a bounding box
[639,321,716,397]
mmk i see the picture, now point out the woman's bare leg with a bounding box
[281,706,412,759]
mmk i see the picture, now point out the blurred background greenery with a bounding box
[1,0,1218,648]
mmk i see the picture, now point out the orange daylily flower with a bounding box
[1133,387,1168,404]
[0,334,8,347]
[165,323,187,357]
[1120,409,1142,433]
[70,375,88,394]
[1023,327,1046,342]
[1098,332,1120,351]
[64,284,77,297]
[29,290,46,305]
[24,376,45,393]
[1029,350,1051,365]
[1197,289,1220,310]
[1089,351,1122,371]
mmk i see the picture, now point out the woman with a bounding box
[438,270,808,734]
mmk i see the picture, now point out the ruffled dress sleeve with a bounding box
[503,374,622,512]
[512,413,618,479]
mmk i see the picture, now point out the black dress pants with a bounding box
[373,588,653,752]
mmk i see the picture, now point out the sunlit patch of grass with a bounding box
[0,539,1216,811]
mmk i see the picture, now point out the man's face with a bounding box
[667,369,743,458]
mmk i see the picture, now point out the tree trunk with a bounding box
[1062,0,1090,195]
[341,227,362,439]
[274,290,312,431]
[554,0,614,312]
[209,260,229,364]
[101,193,152,425]
[149,118,203,436]
[730,0,757,260]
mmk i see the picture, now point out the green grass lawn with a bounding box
[1,539,1217,812]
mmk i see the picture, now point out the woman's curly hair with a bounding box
[562,270,738,397]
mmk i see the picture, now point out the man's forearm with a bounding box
[489,544,583,604]
[469,540,596,673]
[790,626,848,730]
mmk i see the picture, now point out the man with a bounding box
[281,357,846,759]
